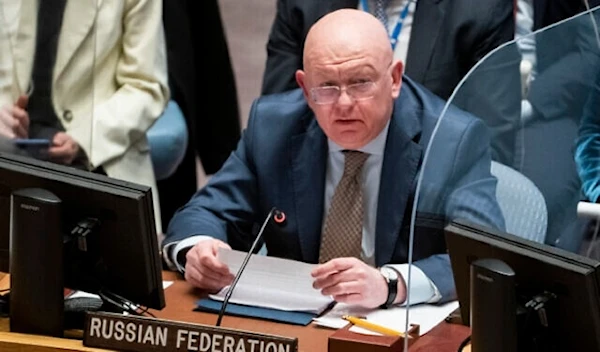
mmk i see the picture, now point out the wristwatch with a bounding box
[379,266,399,309]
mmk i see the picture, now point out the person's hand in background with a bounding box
[49,132,80,165]
[0,95,29,139]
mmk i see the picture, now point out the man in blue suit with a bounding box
[163,9,504,308]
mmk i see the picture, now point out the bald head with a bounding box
[295,9,403,150]
[303,9,392,71]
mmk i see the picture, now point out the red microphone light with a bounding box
[273,210,286,225]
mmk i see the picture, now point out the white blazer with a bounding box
[0,0,169,231]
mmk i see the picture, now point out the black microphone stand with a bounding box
[215,207,284,326]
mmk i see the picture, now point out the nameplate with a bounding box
[83,311,298,352]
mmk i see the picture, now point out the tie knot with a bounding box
[342,150,369,178]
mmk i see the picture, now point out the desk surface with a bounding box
[151,271,471,352]
[0,271,470,352]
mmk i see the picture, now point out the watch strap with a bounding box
[380,266,399,308]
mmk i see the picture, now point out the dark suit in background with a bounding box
[529,0,600,117]
[194,0,242,173]
[520,1,600,251]
[533,0,600,30]
[165,78,506,302]
[159,0,241,232]
[261,0,522,168]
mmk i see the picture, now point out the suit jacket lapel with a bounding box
[54,0,101,80]
[290,118,327,263]
[13,0,37,96]
[375,90,423,267]
[405,0,445,82]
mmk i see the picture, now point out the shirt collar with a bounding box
[327,120,390,156]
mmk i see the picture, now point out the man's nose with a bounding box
[336,89,354,106]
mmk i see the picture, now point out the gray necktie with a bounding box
[319,150,369,263]
[373,0,390,29]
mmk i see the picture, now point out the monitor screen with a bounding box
[445,219,600,351]
[0,152,164,310]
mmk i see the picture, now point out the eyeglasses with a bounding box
[310,81,377,105]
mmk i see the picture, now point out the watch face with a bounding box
[380,267,398,281]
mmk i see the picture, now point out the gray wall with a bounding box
[219,0,276,128]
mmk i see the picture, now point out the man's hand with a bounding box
[184,239,235,293]
[49,132,80,165]
[312,258,403,308]
[0,95,29,139]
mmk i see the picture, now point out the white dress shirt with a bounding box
[516,0,537,79]
[516,0,537,147]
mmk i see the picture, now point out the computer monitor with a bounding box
[446,219,600,351]
[0,152,165,311]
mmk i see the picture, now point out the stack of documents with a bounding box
[196,249,333,325]
[313,301,459,336]
[209,249,333,313]
[201,249,458,332]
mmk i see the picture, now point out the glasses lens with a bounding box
[311,82,376,104]
[312,86,340,104]
[348,82,375,100]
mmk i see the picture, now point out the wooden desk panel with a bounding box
[0,331,113,352]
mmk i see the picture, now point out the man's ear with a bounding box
[295,70,311,101]
[391,61,404,98]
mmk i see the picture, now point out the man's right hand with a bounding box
[184,238,235,293]
[0,95,29,139]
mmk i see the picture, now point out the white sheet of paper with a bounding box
[313,300,459,336]
[209,248,333,313]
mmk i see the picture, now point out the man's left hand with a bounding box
[311,257,388,308]
[49,132,80,165]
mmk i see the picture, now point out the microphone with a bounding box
[215,207,286,326]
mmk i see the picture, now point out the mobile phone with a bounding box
[14,139,52,148]
[13,139,51,160]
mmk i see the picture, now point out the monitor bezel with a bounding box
[445,219,600,349]
[0,152,164,309]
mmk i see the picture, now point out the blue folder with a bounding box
[195,298,316,326]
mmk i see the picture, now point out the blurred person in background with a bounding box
[159,0,241,233]
[0,0,169,231]
[516,0,600,252]
[576,69,600,205]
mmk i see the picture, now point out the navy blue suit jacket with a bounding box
[165,77,505,303]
